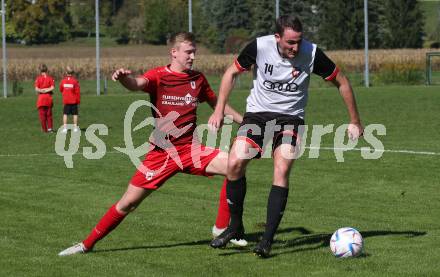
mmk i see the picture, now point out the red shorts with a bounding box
[130,143,220,190]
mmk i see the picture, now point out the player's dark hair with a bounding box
[168,32,196,48]
[39,64,48,73]
[275,15,303,36]
[66,66,74,75]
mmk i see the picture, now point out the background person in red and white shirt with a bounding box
[59,66,81,133]
[35,64,55,132]
[58,32,246,256]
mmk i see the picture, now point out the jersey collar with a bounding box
[166,64,192,76]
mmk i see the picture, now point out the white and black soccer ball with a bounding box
[330,227,363,258]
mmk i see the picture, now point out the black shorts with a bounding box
[64,104,79,115]
[235,112,304,158]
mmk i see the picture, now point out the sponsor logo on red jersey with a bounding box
[161,94,198,107]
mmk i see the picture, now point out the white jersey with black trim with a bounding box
[246,35,316,119]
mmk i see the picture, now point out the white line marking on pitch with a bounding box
[0,147,439,157]
[305,146,440,156]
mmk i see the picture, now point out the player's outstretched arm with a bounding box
[330,71,364,140]
[112,68,147,91]
[208,63,242,132]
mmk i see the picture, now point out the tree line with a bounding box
[4,0,425,52]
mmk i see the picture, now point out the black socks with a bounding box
[226,176,247,230]
[226,178,289,241]
[262,185,289,242]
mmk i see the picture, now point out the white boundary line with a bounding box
[305,146,440,156]
[0,146,439,157]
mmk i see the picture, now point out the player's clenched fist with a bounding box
[208,111,224,133]
[347,122,364,141]
[112,68,132,81]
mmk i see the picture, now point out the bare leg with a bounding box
[73,115,78,127]
[63,114,68,127]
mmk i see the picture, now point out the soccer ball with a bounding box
[330,227,363,258]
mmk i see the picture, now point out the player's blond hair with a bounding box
[168,32,196,49]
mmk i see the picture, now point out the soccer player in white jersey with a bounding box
[208,15,364,258]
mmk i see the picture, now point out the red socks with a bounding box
[214,179,231,229]
[82,180,231,250]
[38,107,53,132]
[82,204,127,250]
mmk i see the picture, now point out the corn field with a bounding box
[2,46,440,81]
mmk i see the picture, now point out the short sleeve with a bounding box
[141,69,158,94]
[235,39,257,71]
[312,48,339,81]
[49,77,55,87]
[199,74,217,103]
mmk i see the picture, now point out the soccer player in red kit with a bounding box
[59,66,81,133]
[58,32,246,256]
[35,64,55,132]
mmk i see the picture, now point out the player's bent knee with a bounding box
[228,157,247,178]
[118,204,137,214]
[117,184,153,214]
[274,163,290,176]
[116,201,139,214]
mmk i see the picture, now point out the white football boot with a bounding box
[58,242,88,256]
[212,225,248,247]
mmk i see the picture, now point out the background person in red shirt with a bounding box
[35,64,55,132]
[60,66,81,133]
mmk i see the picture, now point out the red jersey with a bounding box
[35,74,55,108]
[60,76,81,104]
[142,65,217,147]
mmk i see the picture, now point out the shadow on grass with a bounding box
[93,227,426,258]
[217,229,427,259]
[92,227,309,254]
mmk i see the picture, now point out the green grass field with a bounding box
[1,80,439,276]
